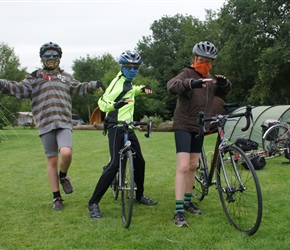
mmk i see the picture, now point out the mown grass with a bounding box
[1,127,290,250]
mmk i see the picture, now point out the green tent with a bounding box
[224,105,290,145]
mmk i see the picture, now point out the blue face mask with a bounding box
[121,66,139,81]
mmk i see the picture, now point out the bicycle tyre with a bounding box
[111,173,119,200]
[262,124,288,157]
[216,145,262,235]
[192,149,208,201]
[121,150,134,228]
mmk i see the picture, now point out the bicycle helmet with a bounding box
[119,50,142,65]
[192,41,218,59]
[39,42,62,58]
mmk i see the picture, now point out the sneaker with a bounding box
[136,196,158,205]
[174,212,188,227]
[88,203,102,220]
[53,197,64,211]
[59,176,73,194]
[184,202,202,214]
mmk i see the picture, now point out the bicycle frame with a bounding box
[198,120,243,192]
[198,105,252,180]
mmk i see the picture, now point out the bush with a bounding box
[141,115,163,129]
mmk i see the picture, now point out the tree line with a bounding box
[0,0,289,124]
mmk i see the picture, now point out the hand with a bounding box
[96,81,106,92]
[140,86,152,94]
[190,79,203,89]
[114,98,133,109]
[215,75,227,86]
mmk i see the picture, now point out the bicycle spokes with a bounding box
[121,151,135,228]
[216,145,262,235]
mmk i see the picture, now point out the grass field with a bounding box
[1,127,290,250]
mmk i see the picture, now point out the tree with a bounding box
[0,43,29,125]
[216,0,290,105]
[71,53,119,122]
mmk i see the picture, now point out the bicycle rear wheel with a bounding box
[121,150,135,228]
[216,145,262,235]
[192,148,208,201]
[111,173,119,200]
[262,124,288,157]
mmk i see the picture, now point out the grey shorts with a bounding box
[40,128,72,157]
[174,130,204,153]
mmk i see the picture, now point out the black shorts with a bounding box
[174,130,204,153]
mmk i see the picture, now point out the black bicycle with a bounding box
[193,105,263,235]
[103,118,152,228]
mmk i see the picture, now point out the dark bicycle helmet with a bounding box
[192,41,218,59]
[119,50,142,65]
[39,42,62,58]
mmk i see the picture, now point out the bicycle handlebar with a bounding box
[102,117,152,138]
[228,105,253,132]
[197,105,253,138]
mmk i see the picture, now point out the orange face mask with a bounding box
[191,57,212,77]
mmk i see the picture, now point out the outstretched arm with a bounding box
[0,79,32,99]
[70,78,105,96]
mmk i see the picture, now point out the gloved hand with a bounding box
[140,86,152,92]
[114,98,129,109]
[190,79,203,89]
[96,81,106,91]
[216,75,227,86]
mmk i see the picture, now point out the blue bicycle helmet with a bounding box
[119,50,142,65]
[39,42,62,58]
[192,41,218,59]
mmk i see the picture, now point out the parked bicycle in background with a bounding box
[262,119,290,161]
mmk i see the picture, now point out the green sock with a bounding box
[184,193,192,205]
[175,200,184,214]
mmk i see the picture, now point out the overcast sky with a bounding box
[1,0,225,74]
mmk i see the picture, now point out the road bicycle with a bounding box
[262,121,290,159]
[103,118,152,228]
[193,105,263,235]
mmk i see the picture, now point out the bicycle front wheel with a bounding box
[121,150,135,228]
[262,124,287,156]
[216,145,262,235]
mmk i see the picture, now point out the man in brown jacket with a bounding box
[167,41,231,227]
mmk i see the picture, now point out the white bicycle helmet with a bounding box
[192,41,218,59]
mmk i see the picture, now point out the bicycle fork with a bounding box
[218,149,245,203]
[118,148,136,192]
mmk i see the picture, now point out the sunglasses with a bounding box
[43,52,60,58]
[123,65,139,70]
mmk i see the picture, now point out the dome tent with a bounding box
[224,105,290,145]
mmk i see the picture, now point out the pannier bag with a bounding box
[235,138,259,152]
[261,119,280,135]
[235,138,266,170]
[242,156,266,170]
